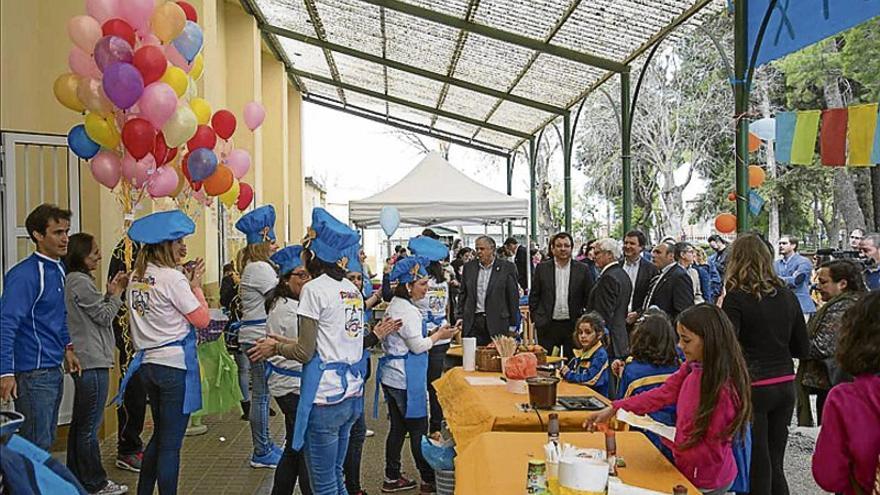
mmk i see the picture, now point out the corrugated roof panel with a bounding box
[387,68,447,107]
[256,0,318,38]
[278,37,333,78]
[512,53,605,107]
[334,52,386,94]
[312,0,384,56]
[384,10,458,74]
[488,99,556,134]
[440,85,498,121]
[473,0,569,40]
[452,33,534,91]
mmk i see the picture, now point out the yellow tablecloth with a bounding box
[445,345,564,364]
[433,367,610,449]
[454,431,698,495]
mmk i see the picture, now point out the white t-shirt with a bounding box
[414,279,450,344]
[296,274,365,405]
[266,297,302,396]
[381,297,432,390]
[128,264,200,369]
[238,260,277,344]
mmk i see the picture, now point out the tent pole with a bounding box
[621,68,633,234]
[529,137,537,242]
[563,112,572,233]
[507,154,514,238]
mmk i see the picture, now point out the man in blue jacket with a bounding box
[774,235,816,319]
[0,204,81,450]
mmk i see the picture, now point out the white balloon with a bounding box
[750,117,776,141]
[379,206,400,237]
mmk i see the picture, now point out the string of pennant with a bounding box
[773,103,880,167]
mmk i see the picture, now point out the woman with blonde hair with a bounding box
[720,233,809,495]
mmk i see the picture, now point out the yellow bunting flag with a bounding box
[790,110,821,165]
[847,103,879,167]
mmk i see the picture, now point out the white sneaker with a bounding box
[91,480,129,495]
[366,429,375,438]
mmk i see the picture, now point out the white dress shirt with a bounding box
[475,260,494,313]
[552,259,571,320]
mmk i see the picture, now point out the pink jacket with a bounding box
[812,374,880,494]
[612,361,739,490]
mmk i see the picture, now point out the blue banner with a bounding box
[747,0,880,67]
[749,190,766,216]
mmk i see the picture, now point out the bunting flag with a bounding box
[820,108,848,166]
[848,103,879,166]
[791,110,821,165]
[872,110,880,165]
[748,190,766,216]
[775,111,797,164]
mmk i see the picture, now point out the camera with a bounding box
[813,249,869,269]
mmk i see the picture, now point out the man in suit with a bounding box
[503,237,529,292]
[529,232,595,358]
[589,238,633,360]
[621,230,659,314]
[457,236,520,345]
[638,241,695,321]
[774,235,817,318]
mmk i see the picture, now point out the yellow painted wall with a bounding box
[261,52,289,243]
[288,88,305,241]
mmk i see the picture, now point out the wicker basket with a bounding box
[475,347,548,372]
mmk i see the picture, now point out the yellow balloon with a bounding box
[189,54,204,81]
[83,112,120,149]
[151,2,186,43]
[162,105,197,148]
[190,98,212,125]
[54,73,85,113]
[219,179,240,208]
[160,66,188,97]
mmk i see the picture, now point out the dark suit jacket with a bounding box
[514,244,529,291]
[589,262,633,358]
[645,264,695,321]
[457,258,520,338]
[624,257,660,312]
[528,259,595,329]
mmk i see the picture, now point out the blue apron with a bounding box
[225,318,268,349]
[373,318,430,419]
[114,328,202,414]
[264,361,303,379]
[291,351,369,451]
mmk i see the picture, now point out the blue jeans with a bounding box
[14,366,64,450]
[138,364,190,495]
[67,368,110,492]
[343,410,366,493]
[234,350,251,402]
[303,397,359,495]
[241,343,274,456]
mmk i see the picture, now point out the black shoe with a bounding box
[240,401,250,420]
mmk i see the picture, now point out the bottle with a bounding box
[604,423,618,476]
[547,413,560,446]
[672,485,688,495]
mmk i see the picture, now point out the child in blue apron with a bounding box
[116,210,209,495]
[248,207,366,495]
[264,245,312,495]
[407,235,453,435]
[561,312,610,397]
[234,205,283,468]
[377,256,458,494]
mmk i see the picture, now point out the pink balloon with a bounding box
[139,82,178,128]
[89,151,121,189]
[94,35,133,72]
[121,152,156,189]
[68,15,102,54]
[140,33,161,46]
[69,47,102,79]
[165,44,193,71]
[147,163,180,198]
[118,0,153,31]
[86,0,119,23]
[226,149,251,179]
[192,188,211,206]
[243,102,266,131]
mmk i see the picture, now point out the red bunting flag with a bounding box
[820,108,848,166]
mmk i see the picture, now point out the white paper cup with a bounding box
[558,458,608,492]
[462,337,477,371]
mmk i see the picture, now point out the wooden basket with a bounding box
[475,346,548,372]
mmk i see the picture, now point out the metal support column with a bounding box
[506,154,514,237]
[621,69,633,234]
[734,0,751,232]
[529,137,537,242]
[563,112,572,233]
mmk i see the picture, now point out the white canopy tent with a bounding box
[348,152,528,228]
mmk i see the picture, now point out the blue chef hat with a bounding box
[271,245,304,276]
[305,207,360,265]
[235,205,276,245]
[407,235,448,262]
[389,255,428,284]
[128,210,195,244]
[341,243,364,275]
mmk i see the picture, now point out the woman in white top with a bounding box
[234,205,281,468]
[117,210,209,495]
[377,256,457,494]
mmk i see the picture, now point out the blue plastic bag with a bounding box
[730,423,752,493]
[420,435,455,471]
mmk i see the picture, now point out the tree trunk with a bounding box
[659,169,685,238]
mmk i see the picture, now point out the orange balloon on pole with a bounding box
[715,213,737,234]
[202,165,233,196]
[748,165,766,188]
[748,132,761,153]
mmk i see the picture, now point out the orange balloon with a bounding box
[748,165,766,188]
[202,165,233,196]
[715,213,737,234]
[748,132,761,153]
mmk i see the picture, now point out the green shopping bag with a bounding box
[193,339,243,417]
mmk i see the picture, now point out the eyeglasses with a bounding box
[291,271,311,279]
[850,235,863,240]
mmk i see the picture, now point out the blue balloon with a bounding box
[172,21,203,63]
[379,206,400,237]
[187,147,218,182]
[68,125,100,159]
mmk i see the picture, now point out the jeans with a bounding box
[427,343,449,433]
[382,385,434,485]
[241,343,274,456]
[343,411,366,493]
[303,396,359,495]
[272,392,311,495]
[138,364,191,495]
[14,366,64,450]
[234,350,251,402]
[67,368,110,492]
[750,381,795,495]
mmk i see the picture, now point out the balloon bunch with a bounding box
[58,0,265,214]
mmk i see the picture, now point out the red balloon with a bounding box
[177,1,198,22]
[236,182,254,210]
[164,145,178,165]
[122,118,157,160]
[153,131,169,165]
[211,110,236,140]
[187,125,217,151]
[102,18,136,48]
[181,152,191,180]
[132,46,167,85]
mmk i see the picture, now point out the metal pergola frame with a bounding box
[242,0,746,239]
